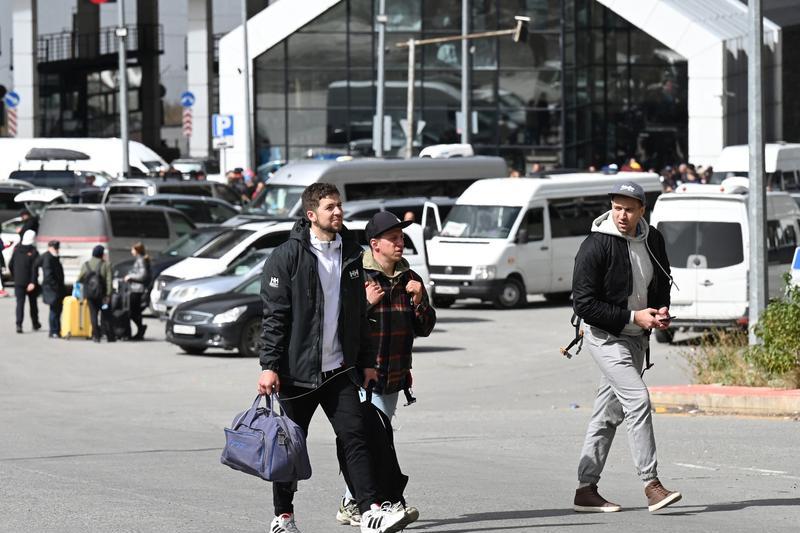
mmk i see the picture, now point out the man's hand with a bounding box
[365,280,384,306]
[654,306,671,328]
[257,370,280,395]
[26,283,35,293]
[405,280,423,305]
[633,308,668,330]
[363,368,378,389]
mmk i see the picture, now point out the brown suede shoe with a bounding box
[645,479,682,512]
[573,484,622,513]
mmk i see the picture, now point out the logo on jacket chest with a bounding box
[269,276,280,288]
[348,269,359,280]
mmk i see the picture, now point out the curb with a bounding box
[649,384,800,417]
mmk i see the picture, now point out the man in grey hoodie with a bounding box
[571,180,682,514]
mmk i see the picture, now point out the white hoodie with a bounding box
[591,211,652,336]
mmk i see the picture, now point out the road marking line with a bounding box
[674,462,718,471]
[739,467,787,475]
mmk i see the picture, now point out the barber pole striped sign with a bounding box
[7,107,17,137]
[182,107,193,137]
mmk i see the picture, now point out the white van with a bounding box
[227,156,507,223]
[711,143,800,190]
[425,173,663,308]
[649,184,800,342]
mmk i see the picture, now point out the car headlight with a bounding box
[212,305,247,324]
[173,286,199,302]
[473,265,496,280]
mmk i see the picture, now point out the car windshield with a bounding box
[221,249,271,276]
[171,161,203,173]
[246,185,305,216]
[658,221,744,268]
[440,205,521,239]
[194,229,254,259]
[162,230,222,257]
[236,276,262,295]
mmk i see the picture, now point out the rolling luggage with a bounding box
[337,387,409,505]
[110,283,132,340]
[60,295,92,339]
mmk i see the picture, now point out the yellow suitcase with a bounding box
[60,296,93,339]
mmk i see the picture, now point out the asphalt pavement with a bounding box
[1,295,798,533]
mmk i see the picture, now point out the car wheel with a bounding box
[180,345,207,355]
[543,291,571,303]
[654,328,675,344]
[432,295,455,308]
[238,318,262,357]
[494,278,525,309]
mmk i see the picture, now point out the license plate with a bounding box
[173,324,196,335]
[435,285,459,295]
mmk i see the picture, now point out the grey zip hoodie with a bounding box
[591,210,653,336]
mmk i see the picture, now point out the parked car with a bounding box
[166,273,263,356]
[153,248,271,317]
[8,169,110,202]
[102,179,245,207]
[139,194,238,225]
[1,188,69,273]
[0,179,33,223]
[169,158,221,179]
[112,225,229,299]
[36,204,196,283]
[150,220,295,309]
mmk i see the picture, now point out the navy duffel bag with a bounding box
[221,394,312,482]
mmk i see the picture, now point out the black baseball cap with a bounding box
[365,211,412,241]
[609,180,646,206]
[48,240,60,249]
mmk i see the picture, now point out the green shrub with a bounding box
[684,274,800,388]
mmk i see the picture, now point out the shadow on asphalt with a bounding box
[659,498,800,516]
[435,317,493,324]
[174,350,250,359]
[452,300,571,311]
[413,509,599,531]
[413,346,465,354]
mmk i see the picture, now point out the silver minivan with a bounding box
[37,204,196,284]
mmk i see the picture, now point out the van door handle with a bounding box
[540,245,549,251]
[701,280,713,287]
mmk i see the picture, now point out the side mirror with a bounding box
[516,228,528,244]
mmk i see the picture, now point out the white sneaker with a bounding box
[270,513,301,533]
[336,497,361,526]
[359,502,417,533]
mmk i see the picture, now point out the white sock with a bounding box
[370,503,381,512]
[578,482,592,489]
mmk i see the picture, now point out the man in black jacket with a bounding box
[35,240,65,338]
[571,180,682,514]
[257,183,416,533]
[9,230,41,334]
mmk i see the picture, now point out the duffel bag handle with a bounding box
[239,393,283,428]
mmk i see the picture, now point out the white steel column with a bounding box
[188,0,214,158]
[11,0,37,137]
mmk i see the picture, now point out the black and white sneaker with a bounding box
[270,513,301,533]
[360,502,417,533]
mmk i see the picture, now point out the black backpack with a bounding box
[84,262,105,302]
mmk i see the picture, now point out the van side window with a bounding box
[767,219,798,264]
[250,231,291,251]
[548,196,607,238]
[168,212,195,237]
[110,210,169,238]
[524,208,544,241]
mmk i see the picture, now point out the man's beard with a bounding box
[316,219,341,234]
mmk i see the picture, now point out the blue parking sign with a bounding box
[212,114,234,137]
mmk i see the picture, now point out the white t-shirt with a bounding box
[309,232,344,372]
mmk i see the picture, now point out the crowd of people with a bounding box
[1,211,151,342]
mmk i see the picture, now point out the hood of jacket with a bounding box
[591,210,649,243]
[363,251,410,278]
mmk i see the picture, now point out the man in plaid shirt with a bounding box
[337,211,436,527]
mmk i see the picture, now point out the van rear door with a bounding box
[657,217,747,322]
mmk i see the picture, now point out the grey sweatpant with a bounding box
[577,326,658,484]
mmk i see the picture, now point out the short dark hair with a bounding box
[302,182,340,216]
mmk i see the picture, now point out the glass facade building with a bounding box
[254,0,688,171]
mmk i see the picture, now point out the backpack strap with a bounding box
[560,313,584,359]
